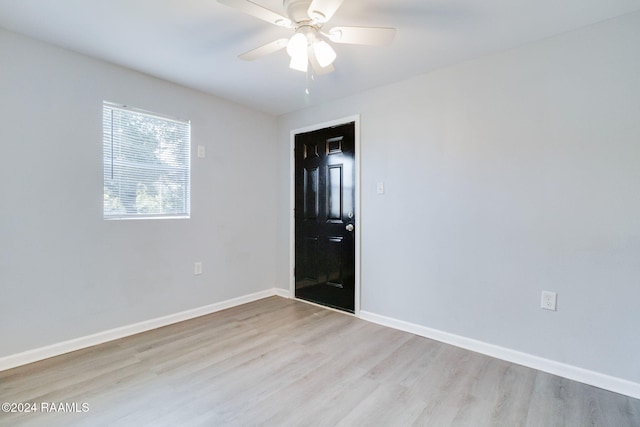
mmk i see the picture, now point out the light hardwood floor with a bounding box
[1,296,639,426]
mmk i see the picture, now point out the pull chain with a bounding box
[304,68,316,95]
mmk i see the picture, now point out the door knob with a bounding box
[346,224,354,232]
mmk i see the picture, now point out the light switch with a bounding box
[377,181,385,195]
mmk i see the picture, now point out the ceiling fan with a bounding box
[218,0,396,75]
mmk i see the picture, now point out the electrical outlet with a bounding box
[194,262,203,275]
[197,145,205,158]
[541,291,557,311]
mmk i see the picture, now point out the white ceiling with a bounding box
[1,0,639,115]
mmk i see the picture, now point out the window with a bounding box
[103,102,190,219]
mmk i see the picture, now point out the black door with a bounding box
[295,122,355,312]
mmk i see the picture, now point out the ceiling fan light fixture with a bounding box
[218,0,395,75]
[289,49,309,72]
[286,32,308,58]
[314,40,336,67]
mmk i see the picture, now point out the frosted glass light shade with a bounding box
[314,40,336,67]
[289,49,308,72]
[287,33,307,58]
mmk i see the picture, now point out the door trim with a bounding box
[289,115,361,315]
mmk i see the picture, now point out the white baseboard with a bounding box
[273,287,292,298]
[4,293,637,400]
[0,288,282,372]
[359,310,640,400]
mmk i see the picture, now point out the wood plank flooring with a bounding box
[1,296,639,426]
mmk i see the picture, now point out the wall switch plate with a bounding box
[194,262,203,275]
[197,145,205,158]
[377,181,385,195]
[541,291,557,311]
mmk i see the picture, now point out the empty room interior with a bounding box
[1,0,640,425]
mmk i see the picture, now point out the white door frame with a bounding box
[289,115,361,315]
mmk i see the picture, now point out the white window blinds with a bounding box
[103,102,191,219]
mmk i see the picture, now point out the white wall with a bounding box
[2,8,639,394]
[0,29,278,358]
[277,11,640,385]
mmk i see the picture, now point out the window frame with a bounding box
[102,101,191,220]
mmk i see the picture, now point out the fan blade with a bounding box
[239,38,289,61]
[328,26,396,46]
[218,0,292,27]
[307,0,344,23]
